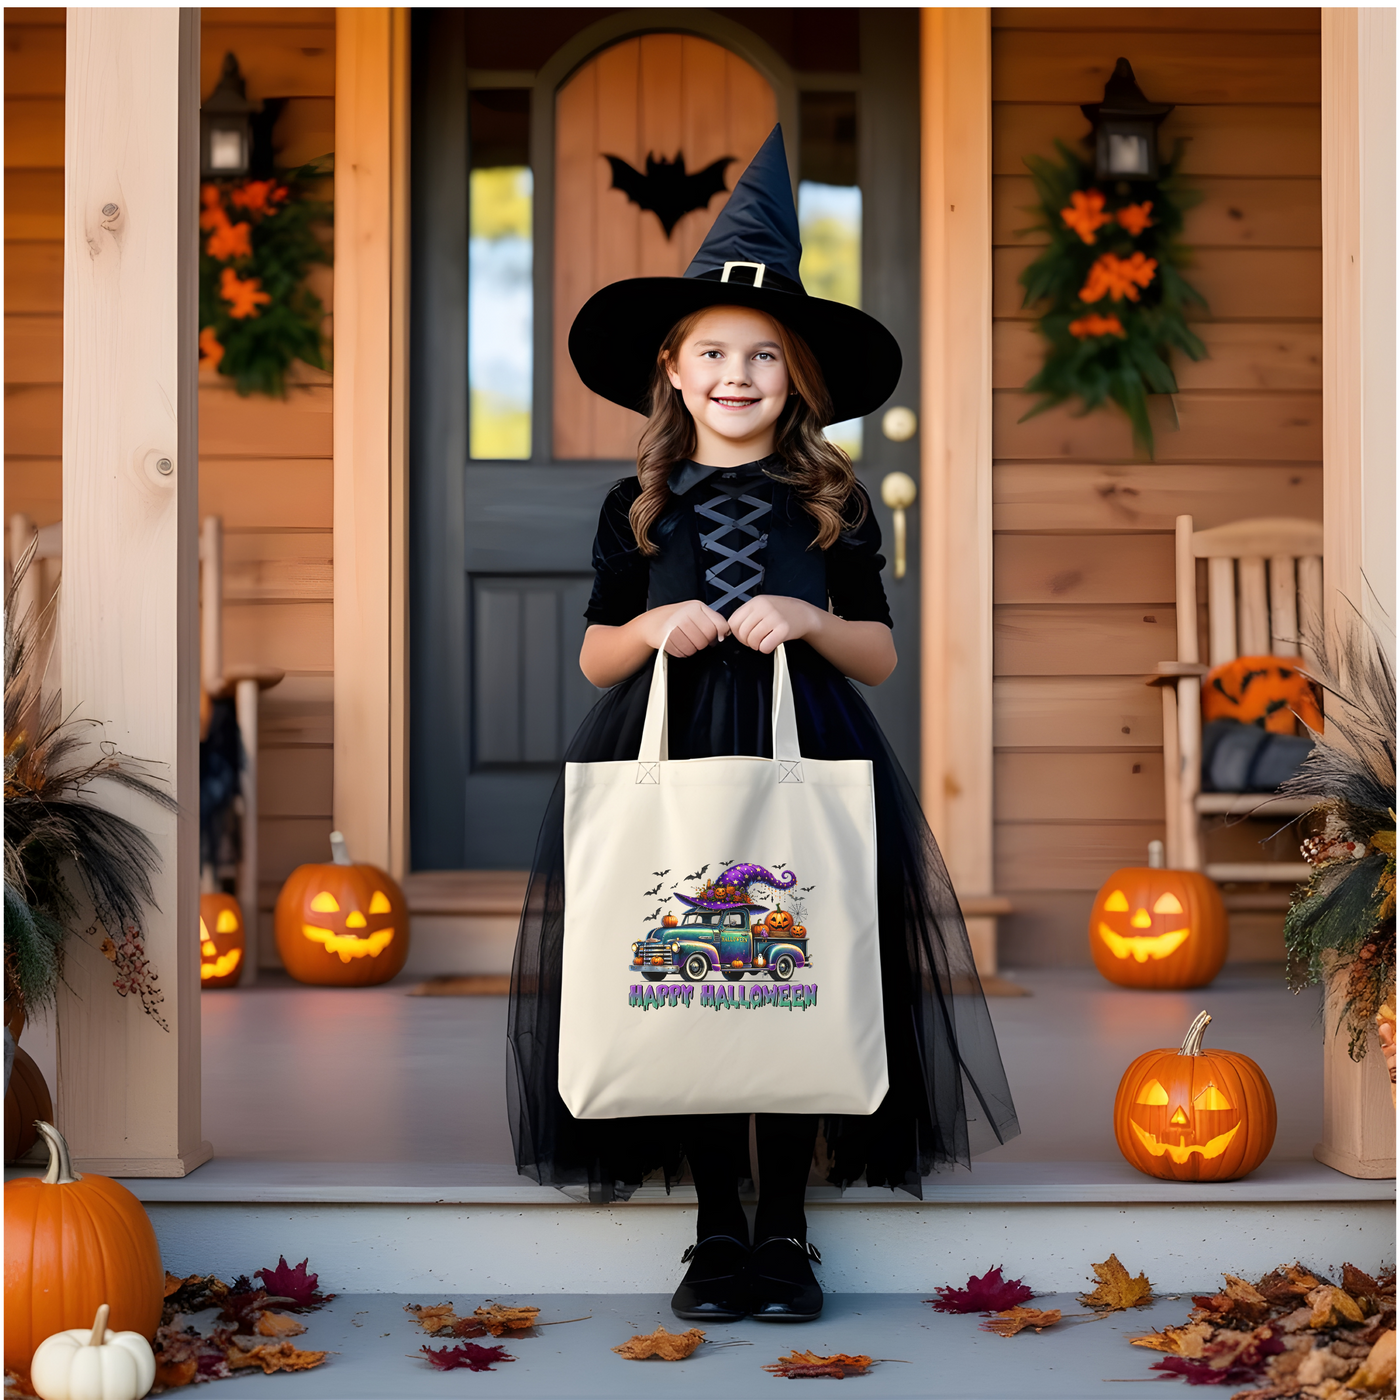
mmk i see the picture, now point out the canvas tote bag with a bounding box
[558,641,887,1118]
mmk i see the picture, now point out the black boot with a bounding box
[670,1234,751,1322]
[745,1237,823,1321]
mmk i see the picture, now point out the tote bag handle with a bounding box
[637,636,802,767]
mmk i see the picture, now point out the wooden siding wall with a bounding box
[553,34,777,461]
[989,8,1323,964]
[4,8,337,970]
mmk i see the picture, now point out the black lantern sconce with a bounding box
[201,53,259,179]
[1081,57,1173,183]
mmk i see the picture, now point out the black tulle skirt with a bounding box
[507,638,1020,1200]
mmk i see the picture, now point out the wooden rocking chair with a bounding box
[1153,514,1323,883]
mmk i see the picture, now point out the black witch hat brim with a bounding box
[567,271,903,426]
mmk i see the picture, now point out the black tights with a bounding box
[683,1113,818,1246]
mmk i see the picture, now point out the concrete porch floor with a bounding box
[195,965,1324,1168]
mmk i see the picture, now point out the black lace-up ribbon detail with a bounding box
[697,488,771,613]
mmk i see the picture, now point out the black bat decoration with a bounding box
[800,885,815,892]
[643,907,663,923]
[683,864,711,882]
[644,881,664,897]
[772,862,787,870]
[652,869,671,877]
[669,883,678,890]
[604,152,735,238]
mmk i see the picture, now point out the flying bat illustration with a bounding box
[772,862,787,870]
[644,907,663,923]
[683,864,711,882]
[669,883,678,891]
[800,885,816,892]
[644,881,664,897]
[652,869,671,877]
[604,152,735,238]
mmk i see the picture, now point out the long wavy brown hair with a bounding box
[628,308,865,555]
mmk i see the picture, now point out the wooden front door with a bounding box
[410,11,922,871]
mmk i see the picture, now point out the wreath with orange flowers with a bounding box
[198,161,332,397]
[1018,140,1205,456]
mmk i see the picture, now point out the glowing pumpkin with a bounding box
[1089,866,1226,989]
[1114,1010,1276,1182]
[274,833,408,986]
[764,910,794,935]
[198,893,245,989]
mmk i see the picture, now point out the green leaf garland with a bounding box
[1017,139,1207,457]
[199,160,333,398]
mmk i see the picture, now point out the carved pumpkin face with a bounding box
[274,861,409,987]
[764,910,794,935]
[1114,1012,1276,1182]
[198,893,245,989]
[1089,867,1226,990]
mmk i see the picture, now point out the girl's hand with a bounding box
[728,595,823,654]
[639,599,730,657]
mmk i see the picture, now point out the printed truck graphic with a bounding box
[630,862,811,983]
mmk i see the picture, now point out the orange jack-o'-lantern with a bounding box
[1089,865,1226,989]
[199,892,245,989]
[274,833,408,986]
[764,910,794,935]
[791,924,806,938]
[1114,1011,1276,1182]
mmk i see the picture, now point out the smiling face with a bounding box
[198,892,245,989]
[1089,867,1227,990]
[764,909,794,934]
[274,861,409,986]
[665,306,791,465]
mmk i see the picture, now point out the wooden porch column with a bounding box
[1322,8,1396,659]
[333,8,411,875]
[919,10,998,969]
[58,8,210,1175]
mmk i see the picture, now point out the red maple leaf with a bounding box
[255,1257,335,1311]
[1149,1356,1262,1386]
[927,1266,1036,1314]
[420,1343,515,1372]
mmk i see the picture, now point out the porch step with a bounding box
[113,1291,1303,1399]
[119,1159,1392,1295]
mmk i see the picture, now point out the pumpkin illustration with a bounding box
[198,892,245,989]
[1089,863,1226,989]
[1114,1011,1276,1182]
[764,910,794,934]
[792,924,807,939]
[4,1047,53,1164]
[662,914,678,928]
[1202,655,1323,735]
[274,832,408,986]
[4,1123,164,1374]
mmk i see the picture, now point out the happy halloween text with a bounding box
[629,983,818,1010]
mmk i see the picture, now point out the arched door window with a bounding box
[552,35,778,460]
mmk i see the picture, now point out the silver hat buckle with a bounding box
[720,261,766,287]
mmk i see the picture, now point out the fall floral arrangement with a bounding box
[1017,139,1206,457]
[1282,627,1396,1062]
[198,161,331,397]
[3,545,172,1040]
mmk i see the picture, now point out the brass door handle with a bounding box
[880,472,918,579]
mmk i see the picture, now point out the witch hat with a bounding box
[568,125,901,425]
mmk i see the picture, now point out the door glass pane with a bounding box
[470,166,533,459]
[799,180,863,459]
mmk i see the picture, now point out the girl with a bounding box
[508,127,1018,1323]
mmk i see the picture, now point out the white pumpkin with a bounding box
[30,1305,155,1400]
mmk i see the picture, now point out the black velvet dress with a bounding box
[507,460,1020,1202]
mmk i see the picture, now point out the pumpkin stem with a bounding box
[36,1119,82,1185]
[88,1303,110,1347]
[1180,1010,1212,1056]
[329,830,352,866]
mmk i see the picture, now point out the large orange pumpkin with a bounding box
[1089,865,1227,989]
[4,1121,164,1373]
[1114,1011,1276,1182]
[199,892,246,989]
[274,833,408,986]
[4,1048,53,1163]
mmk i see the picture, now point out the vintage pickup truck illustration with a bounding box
[631,862,811,983]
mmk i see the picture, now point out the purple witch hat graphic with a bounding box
[674,863,798,913]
